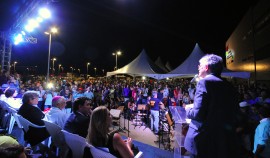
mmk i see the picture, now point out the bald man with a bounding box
[45,96,70,128]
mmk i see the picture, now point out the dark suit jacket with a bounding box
[64,112,90,138]
[18,104,50,146]
[184,74,240,158]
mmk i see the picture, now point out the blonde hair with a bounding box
[86,106,111,146]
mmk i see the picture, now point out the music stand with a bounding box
[110,108,125,133]
[118,106,130,133]
[137,104,148,129]
[132,104,145,129]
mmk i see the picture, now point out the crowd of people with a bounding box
[0,54,269,157]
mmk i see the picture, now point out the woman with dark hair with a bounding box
[86,106,134,158]
[3,88,21,110]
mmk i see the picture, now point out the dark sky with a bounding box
[0,0,259,75]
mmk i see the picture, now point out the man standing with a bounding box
[184,54,240,158]
[149,91,164,135]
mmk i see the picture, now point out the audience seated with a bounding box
[2,88,22,110]
[17,91,50,146]
[86,106,134,158]
[0,135,29,158]
[0,135,19,148]
[45,96,70,128]
[64,97,92,138]
[0,144,27,158]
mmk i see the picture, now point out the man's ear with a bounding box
[78,104,83,109]
[205,65,209,71]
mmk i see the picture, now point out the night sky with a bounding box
[0,0,259,75]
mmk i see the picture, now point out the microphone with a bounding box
[190,74,198,83]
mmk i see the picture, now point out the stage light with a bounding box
[28,19,39,28]
[13,34,24,45]
[142,76,146,80]
[24,25,34,32]
[39,8,51,19]
[36,17,43,23]
[21,31,26,35]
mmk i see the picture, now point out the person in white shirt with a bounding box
[45,96,70,128]
[3,88,22,110]
[253,106,270,158]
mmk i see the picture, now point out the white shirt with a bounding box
[45,107,70,128]
[4,98,22,110]
[253,118,270,157]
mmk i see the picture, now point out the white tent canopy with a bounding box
[155,57,169,73]
[162,43,251,79]
[106,49,167,79]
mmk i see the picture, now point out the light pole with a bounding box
[94,67,97,76]
[70,67,74,73]
[58,64,61,73]
[86,62,90,75]
[78,69,80,74]
[70,67,74,78]
[102,69,104,76]
[14,61,17,72]
[52,58,56,73]
[45,27,58,82]
[112,51,121,70]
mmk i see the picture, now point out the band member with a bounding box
[149,91,164,135]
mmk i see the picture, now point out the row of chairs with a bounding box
[6,110,143,157]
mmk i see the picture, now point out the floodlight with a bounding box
[28,19,39,28]
[142,76,146,80]
[21,31,26,35]
[13,34,23,45]
[39,8,51,19]
[24,25,34,32]
[36,17,43,23]
[47,82,54,89]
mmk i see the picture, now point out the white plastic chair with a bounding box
[61,130,88,158]
[88,144,143,158]
[16,114,46,147]
[7,107,19,134]
[17,115,45,133]
[88,144,116,158]
[12,113,23,129]
[43,120,64,156]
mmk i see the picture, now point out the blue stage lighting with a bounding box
[25,25,34,32]
[21,31,26,35]
[13,33,24,45]
[36,17,43,23]
[39,8,51,19]
[28,19,39,28]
